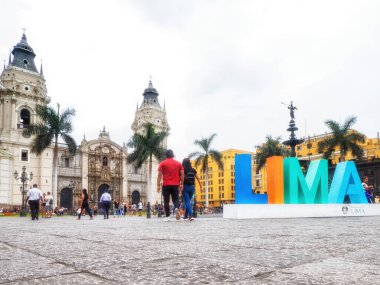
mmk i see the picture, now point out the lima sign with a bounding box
[235,155,367,204]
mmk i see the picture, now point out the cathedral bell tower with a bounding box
[0,33,51,205]
[130,80,170,204]
[131,80,170,146]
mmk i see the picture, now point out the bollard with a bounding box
[193,197,197,218]
[147,202,151,219]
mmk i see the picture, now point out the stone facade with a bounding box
[0,34,170,210]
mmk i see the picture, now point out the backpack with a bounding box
[49,197,53,205]
[184,169,195,185]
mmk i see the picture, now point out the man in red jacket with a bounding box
[157,149,184,221]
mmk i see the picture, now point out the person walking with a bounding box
[182,158,202,221]
[157,149,184,221]
[77,189,93,220]
[99,189,112,219]
[26,184,43,221]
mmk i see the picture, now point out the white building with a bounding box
[0,34,170,210]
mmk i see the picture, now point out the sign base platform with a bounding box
[223,204,380,219]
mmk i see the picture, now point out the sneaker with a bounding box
[174,208,180,220]
[188,216,194,221]
[164,216,171,222]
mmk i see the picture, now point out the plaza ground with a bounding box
[0,214,380,284]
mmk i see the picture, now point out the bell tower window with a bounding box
[19,109,31,129]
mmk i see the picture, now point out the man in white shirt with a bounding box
[26,184,43,220]
[99,189,112,219]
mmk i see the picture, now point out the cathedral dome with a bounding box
[10,33,38,73]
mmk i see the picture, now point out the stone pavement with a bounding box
[0,214,380,284]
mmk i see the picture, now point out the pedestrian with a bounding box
[77,189,93,220]
[131,203,137,216]
[123,202,128,216]
[119,200,124,216]
[113,199,120,217]
[362,176,374,203]
[45,191,53,218]
[138,201,143,216]
[41,193,46,218]
[99,189,112,219]
[26,184,43,221]
[157,149,184,221]
[182,158,202,221]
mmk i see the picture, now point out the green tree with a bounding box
[127,123,168,203]
[318,116,366,162]
[188,133,223,208]
[23,104,77,207]
[255,135,289,171]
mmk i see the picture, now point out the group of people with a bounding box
[21,163,379,222]
[25,184,46,220]
[25,149,201,222]
[157,149,203,221]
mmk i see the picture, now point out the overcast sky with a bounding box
[1,0,379,160]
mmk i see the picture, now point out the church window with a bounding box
[64,158,70,167]
[23,59,28,65]
[103,156,108,166]
[20,109,30,127]
[21,149,29,162]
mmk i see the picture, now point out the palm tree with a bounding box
[318,116,366,162]
[23,104,77,207]
[188,133,223,208]
[255,135,289,171]
[127,123,168,203]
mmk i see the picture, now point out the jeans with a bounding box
[102,201,111,219]
[182,184,195,217]
[162,185,179,217]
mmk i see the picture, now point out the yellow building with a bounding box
[294,132,380,164]
[192,149,266,208]
[192,133,380,205]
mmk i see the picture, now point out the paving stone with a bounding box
[0,215,379,284]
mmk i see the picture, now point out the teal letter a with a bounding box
[284,158,328,204]
[328,161,367,204]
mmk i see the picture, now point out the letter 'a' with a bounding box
[328,161,367,204]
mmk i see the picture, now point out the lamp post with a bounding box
[14,166,33,217]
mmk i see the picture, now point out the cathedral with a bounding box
[0,34,170,210]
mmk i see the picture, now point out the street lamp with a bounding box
[14,166,33,217]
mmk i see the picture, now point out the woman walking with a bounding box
[182,158,202,221]
[77,189,93,220]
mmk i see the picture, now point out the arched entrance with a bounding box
[60,188,73,210]
[132,190,140,206]
[98,183,110,203]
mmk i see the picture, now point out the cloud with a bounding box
[1,0,379,160]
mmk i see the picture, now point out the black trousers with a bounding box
[162,185,179,217]
[101,201,111,219]
[78,203,93,219]
[28,200,40,220]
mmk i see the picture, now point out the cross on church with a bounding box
[22,27,27,34]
